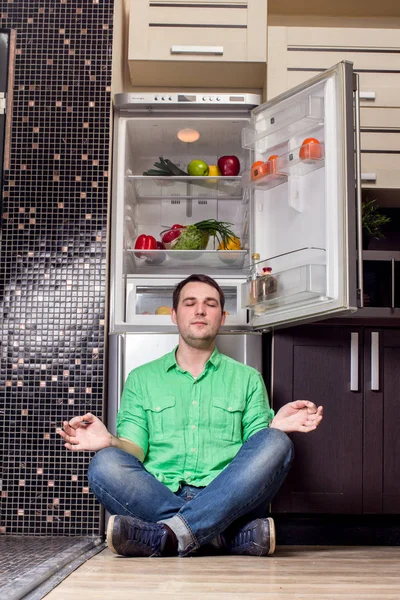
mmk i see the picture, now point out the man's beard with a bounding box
[181,328,215,349]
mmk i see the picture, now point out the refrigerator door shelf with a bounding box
[125,278,247,326]
[242,93,324,152]
[127,175,243,200]
[241,247,327,310]
[243,142,325,190]
[241,264,328,312]
[125,249,248,274]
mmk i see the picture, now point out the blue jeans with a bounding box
[88,427,294,556]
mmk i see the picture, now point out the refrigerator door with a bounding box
[242,61,358,329]
[107,332,262,433]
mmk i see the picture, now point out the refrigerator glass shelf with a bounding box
[242,143,325,190]
[126,176,243,199]
[242,94,324,151]
[241,263,328,310]
[126,249,248,271]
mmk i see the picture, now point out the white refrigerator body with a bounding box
[109,62,358,335]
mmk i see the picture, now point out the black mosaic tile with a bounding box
[0,1,113,535]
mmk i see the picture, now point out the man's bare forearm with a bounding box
[109,434,145,462]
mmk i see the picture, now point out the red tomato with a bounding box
[299,138,323,161]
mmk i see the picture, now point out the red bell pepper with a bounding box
[134,234,157,257]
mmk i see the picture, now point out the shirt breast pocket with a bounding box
[143,396,176,442]
[212,397,245,442]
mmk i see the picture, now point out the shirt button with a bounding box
[228,406,233,411]
[191,425,196,430]
[186,477,192,483]
[192,400,197,405]
[191,448,196,453]
[155,406,161,411]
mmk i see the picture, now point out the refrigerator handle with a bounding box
[117,334,124,404]
[350,332,359,392]
[353,72,364,308]
[391,258,396,309]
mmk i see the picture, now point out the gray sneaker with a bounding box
[107,515,171,557]
[222,517,276,556]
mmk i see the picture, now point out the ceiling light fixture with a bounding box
[177,128,200,142]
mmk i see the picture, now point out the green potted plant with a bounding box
[361,198,391,249]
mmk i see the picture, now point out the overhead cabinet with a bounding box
[128,0,267,88]
[267,26,400,189]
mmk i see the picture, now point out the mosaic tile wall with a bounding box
[0,0,114,535]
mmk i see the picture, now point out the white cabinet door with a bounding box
[242,61,358,329]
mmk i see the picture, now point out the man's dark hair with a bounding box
[172,274,225,312]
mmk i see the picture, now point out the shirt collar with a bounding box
[165,346,179,371]
[165,345,221,372]
[206,346,221,370]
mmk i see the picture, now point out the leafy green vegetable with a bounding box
[172,226,209,250]
[143,157,188,177]
[161,219,237,250]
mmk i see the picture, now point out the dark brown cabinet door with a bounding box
[271,326,364,514]
[368,328,400,514]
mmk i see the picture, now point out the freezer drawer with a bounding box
[125,277,247,326]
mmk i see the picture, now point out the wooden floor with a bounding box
[44,546,400,599]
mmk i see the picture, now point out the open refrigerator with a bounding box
[108,61,361,428]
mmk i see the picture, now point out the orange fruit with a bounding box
[267,155,279,174]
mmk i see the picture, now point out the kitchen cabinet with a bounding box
[127,0,267,88]
[271,325,400,514]
[361,251,400,315]
[267,26,400,189]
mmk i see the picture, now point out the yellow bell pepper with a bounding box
[218,235,241,250]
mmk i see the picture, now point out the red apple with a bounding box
[217,155,240,176]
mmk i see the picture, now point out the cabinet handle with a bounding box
[359,91,376,101]
[171,45,224,55]
[371,332,380,391]
[361,172,377,182]
[392,258,395,309]
[353,73,364,308]
[350,332,359,392]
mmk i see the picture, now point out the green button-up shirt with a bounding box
[117,346,274,492]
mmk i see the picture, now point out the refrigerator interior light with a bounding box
[177,128,200,142]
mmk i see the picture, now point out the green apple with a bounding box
[187,159,209,176]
